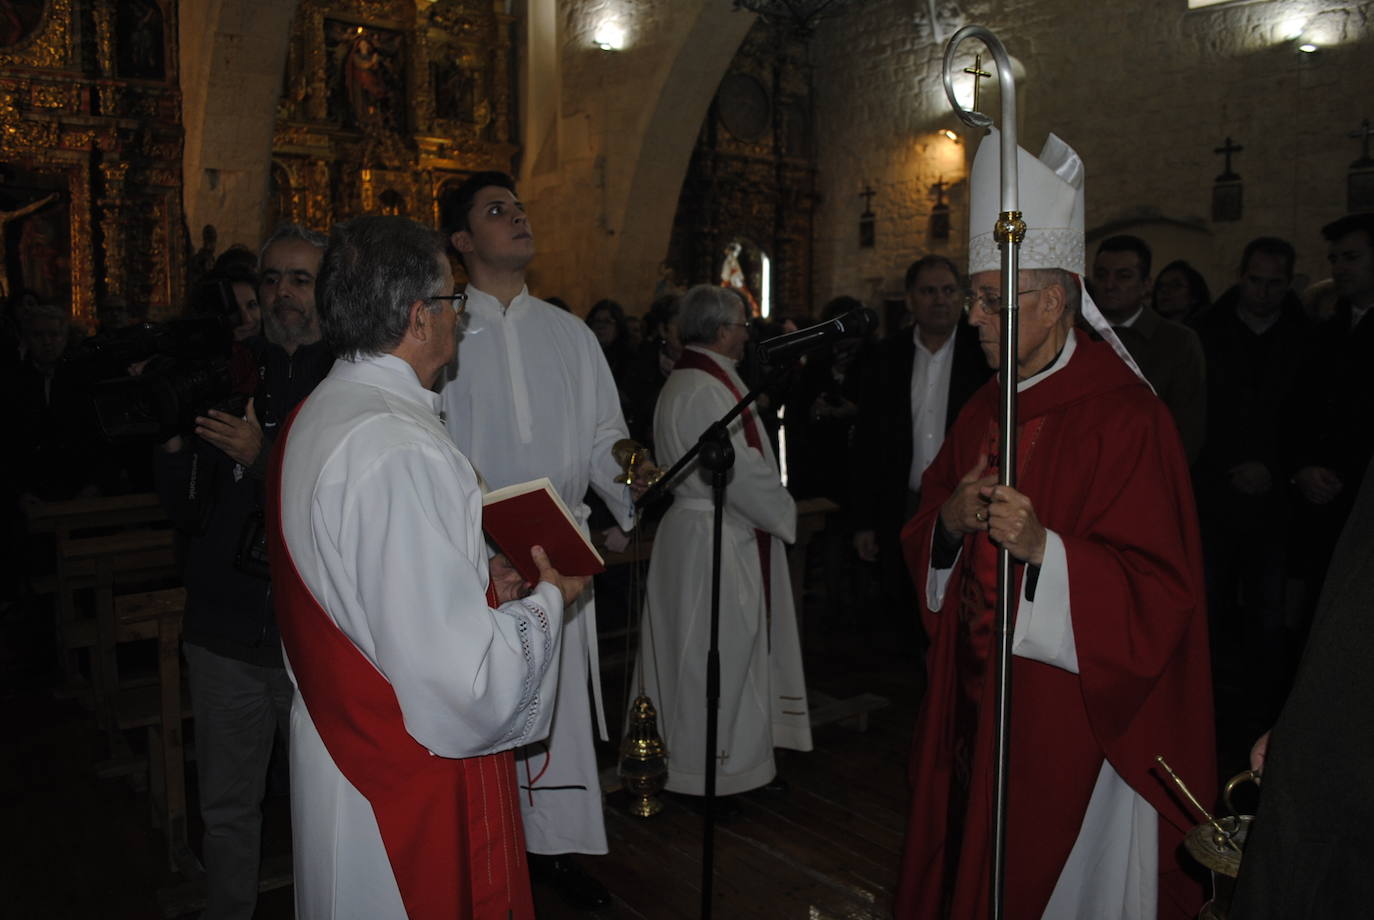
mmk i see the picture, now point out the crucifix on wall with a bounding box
[1349,119,1374,213]
[1212,136,1243,222]
[859,183,876,248]
[930,176,951,241]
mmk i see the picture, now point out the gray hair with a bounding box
[1028,268,1082,320]
[677,284,743,346]
[258,222,328,267]
[317,216,449,360]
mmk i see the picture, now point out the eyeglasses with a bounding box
[964,287,1045,316]
[725,319,752,330]
[428,291,469,315]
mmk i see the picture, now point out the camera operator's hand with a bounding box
[195,398,263,467]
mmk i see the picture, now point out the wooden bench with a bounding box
[109,587,200,878]
[57,529,178,728]
[24,494,175,686]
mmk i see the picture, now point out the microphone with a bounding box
[756,308,877,364]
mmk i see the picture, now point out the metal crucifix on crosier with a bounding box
[942,26,1023,920]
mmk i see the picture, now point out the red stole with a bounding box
[268,407,534,920]
[673,348,773,618]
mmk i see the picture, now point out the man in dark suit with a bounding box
[1091,234,1207,463]
[850,255,990,615]
[1285,213,1374,627]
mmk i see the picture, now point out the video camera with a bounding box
[72,280,256,445]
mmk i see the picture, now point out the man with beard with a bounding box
[155,224,333,920]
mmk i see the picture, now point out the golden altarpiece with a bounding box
[666,20,818,319]
[271,0,516,235]
[0,0,185,330]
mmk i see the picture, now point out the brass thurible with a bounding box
[612,438,665,488]
[619,695,668,817]
[1156,755,1259,920]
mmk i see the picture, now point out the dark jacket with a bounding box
[1112,306,1207,464]
[1194,286,1311,513]
[850,319,989,540]
[155,336,333,666]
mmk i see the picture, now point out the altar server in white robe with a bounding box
[440,171,637,908]
[638,284,813,798]
[275,216,588,919]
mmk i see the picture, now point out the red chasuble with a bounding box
[894,333,1215,920]
[268,409,535,920]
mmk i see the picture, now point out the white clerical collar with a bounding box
[464,283,532,317]
[1017,328,1078,393]
[332,352,444,417]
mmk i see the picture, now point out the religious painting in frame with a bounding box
[324,19,407,133]
[114,0,167,82]
[431,49,491,132]
[0,0,47,49]
[1,165,72,309]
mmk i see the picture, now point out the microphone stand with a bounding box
[635,377,769,920]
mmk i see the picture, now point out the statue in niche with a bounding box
[187,224,217,290]
[720,240,761,317]
[0,188,60,302]
[326,21,404,132]
[378,189,405,216]
[433,53,481,123]
[116,0,165,80]
[268,164,292,229]
[0,0,44,48]
[17,206,67,303]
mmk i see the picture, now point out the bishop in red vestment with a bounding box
[894,128,1215,920]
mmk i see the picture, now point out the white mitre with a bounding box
[968,128,1084,275]
[965,128,1148,385]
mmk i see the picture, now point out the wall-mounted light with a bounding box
[940,129,958,142]
[593,20,626,51]
[1297,42,1318,53]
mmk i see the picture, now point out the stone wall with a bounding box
[518,0,754,312]
[810,0,1374,310]
[180,0,298,253]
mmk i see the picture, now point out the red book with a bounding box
[481,477,605,587]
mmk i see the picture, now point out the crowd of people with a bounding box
[4,146,1370,917]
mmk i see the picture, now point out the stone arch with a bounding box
[605,7,757,308]
[520,1,756,311]
[180,0,301,253]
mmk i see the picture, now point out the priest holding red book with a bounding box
[270,216,587,919]
[893,131,1215,920]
